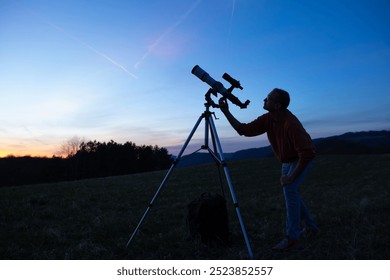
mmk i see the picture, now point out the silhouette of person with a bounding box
[219,88,319,250]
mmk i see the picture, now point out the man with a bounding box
[219,88,319,250]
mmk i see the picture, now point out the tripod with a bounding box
[126,95,254,259]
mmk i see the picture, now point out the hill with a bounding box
[1,154,389,260]
[313,130,390,154]
[177,130,390,167]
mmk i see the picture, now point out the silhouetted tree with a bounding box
[57,136,85,158]
[0,140,172,187]
[70,140,172,179]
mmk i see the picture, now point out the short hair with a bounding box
[272,88,290,110]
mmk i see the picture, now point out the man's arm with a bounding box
[218,98,243,131]
[219,98,268,137]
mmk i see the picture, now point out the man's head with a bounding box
[263,88,290,112]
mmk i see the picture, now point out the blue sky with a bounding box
[0,0,389,157]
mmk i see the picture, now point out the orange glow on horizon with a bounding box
[0,148,56,158]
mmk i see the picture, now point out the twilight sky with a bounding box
[1,0,389,157]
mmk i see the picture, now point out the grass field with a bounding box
[1,154,389,260]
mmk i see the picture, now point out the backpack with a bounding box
[187,192,230,245]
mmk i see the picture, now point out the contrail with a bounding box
[54,26,139,79]
[21,5,138,79]
[231,0,236,18]
[226,0,236,55]
[134,0,202,69]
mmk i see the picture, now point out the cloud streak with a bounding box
[22,5,138,79]
[134,0,201,69]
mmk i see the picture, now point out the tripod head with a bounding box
[192,65,250,109]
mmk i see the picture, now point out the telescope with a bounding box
[127,64,255,259]
[191,65,250,109]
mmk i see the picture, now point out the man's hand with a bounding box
[218,98,229,113]
[280,175,294,186]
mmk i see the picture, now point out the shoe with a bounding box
[272,238,301,251]
[301,227,320,238]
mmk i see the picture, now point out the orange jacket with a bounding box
[236,109,315,168]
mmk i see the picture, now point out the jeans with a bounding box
[282,160,318,240]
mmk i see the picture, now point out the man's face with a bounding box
[263,91,280,112]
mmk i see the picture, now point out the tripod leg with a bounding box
[206,118,226,197]
[126,114,205,247]
[208,116,254,259]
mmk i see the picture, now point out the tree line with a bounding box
[0,140,173,187]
